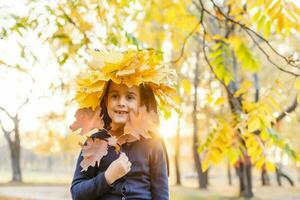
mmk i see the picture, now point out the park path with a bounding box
[0,185,71,200]
[0,184,300,200]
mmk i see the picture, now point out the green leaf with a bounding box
[252,10,262,22]
[257,15,266,31]
[264,20,271,38]
[125,32,140,48]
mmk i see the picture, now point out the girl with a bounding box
[70,49,177,200]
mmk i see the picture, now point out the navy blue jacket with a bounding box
[70,130,169,200]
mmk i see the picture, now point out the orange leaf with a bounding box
[80,137,108,171]
[70,106,104,135]
[124,105,159,139]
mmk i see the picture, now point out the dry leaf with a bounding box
[124,105,159,139]
[80,137,108,171]
[117,134,139,146]
[70,106,104,135]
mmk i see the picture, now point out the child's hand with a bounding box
[104,152,132,185]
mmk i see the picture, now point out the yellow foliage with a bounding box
[234,80,253,97]
[199,119,237,170]
[181,79,191,95]
[294,79,300,89]
[255,157,265,169]
[266,161,276,172]
[214,97,225,106]
[229,36,260,72]
[249,0,300,36]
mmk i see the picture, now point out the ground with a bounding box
[0,170,299,200]
[0,184,299,200]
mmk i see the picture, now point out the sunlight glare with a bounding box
[159,111,178,138]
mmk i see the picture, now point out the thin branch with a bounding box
[253,96,298,135]
[245,29,300,76]
[170,21,201,64]
[209,0,300,76]
[275,97,298,123]
[0,107,14,120]
[16,79,35,115]
[198,0,225,87]
[0,116,13,143]
[194,0,300,76]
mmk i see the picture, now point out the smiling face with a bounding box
[106,82,141,128]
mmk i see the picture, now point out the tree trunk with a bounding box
[10,144,22,182]
[225,83,253,197]
[235,156,253,198]
[227,161,232,185]
[174,115,181,185]
[193,52,208,189]
[192,142,208,188]
[47,156,53,171]
[6,131,22,182]
[276,165,294,186]
[261,164,270,186]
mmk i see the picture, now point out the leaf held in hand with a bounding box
[80,137,108,171]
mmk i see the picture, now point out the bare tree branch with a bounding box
[198,0,225,87]
[208,0,300,76]
[0,114,13,144]
[244,29,300,76]
[253,96,298,135]
[16,79,35,115]
[0,107,14,120]
[170,21,201,64]
[275,97,298,123]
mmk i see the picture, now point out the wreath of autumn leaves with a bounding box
[69,49,177,171]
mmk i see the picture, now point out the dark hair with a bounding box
[99,81,158,130]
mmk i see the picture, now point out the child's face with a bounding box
[106,82,141,127]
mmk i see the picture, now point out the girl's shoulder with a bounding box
[137,135,165,151]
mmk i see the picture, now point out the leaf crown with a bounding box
[74,48,178,116]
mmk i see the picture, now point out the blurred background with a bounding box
[1,0,300,199]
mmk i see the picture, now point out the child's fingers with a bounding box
[119,152,128,159]
[119,152,125,159]
[120,152,127,157]
[126,162,131,172]
[127,161,132,167]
